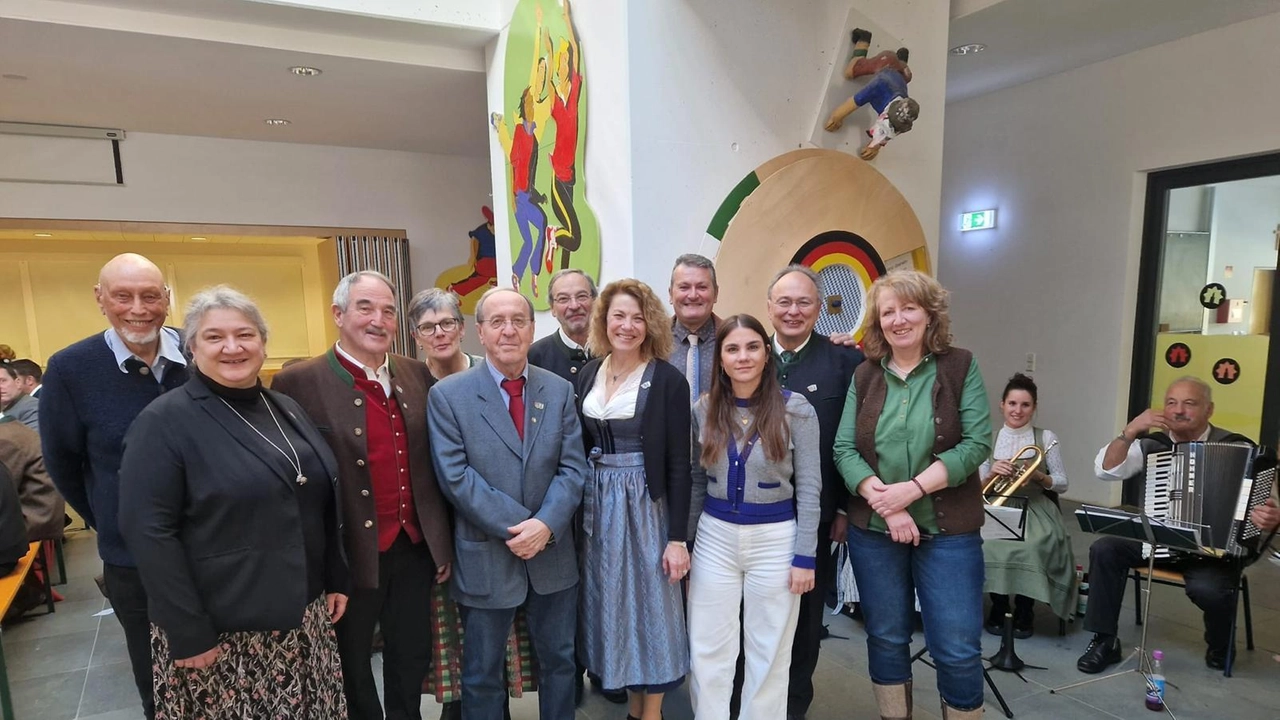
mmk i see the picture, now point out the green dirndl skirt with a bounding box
[982,488,1079,620]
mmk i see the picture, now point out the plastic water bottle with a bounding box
[1145,650,1166,711]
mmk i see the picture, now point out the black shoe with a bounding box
[787,714,807,720]
[985,600,1010,636]
[1206,647,1228,670]
[1012,604,1035,640]
[438,700,461,720]
[1076,634,1122,673]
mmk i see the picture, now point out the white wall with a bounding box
[0,131,493,303]
[939,13,1280,505]
[1204,182,1280,334]
[627,0,951,294]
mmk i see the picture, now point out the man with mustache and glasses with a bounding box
[273,271,454,720]
[1077,376,1280,674]
[40,253,190,720]
[528,269,597,384]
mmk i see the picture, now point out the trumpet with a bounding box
[983,440,1059,506]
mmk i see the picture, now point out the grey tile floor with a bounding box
[5,508,1279,720]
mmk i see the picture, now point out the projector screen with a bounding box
[0,133,123,185]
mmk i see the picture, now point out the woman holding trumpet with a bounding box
[980,372,1076,638]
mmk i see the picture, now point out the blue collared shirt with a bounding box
[485,358,530,411]
[104,327,187,383]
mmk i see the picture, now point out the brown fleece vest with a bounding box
[848,348,984,534]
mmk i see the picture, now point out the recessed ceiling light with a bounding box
[950,43,986,56]
[264,118,291,126]
[2,73,28,81]
[34,232,53,237]
[189,236,208,241]
[289,66,322,77]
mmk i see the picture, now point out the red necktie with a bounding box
[501,377,526,439]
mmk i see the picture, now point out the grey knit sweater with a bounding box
[689,392,822,567]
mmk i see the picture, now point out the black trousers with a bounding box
[787,521,835,715]
[1084,536,1238,651]
[103,563,155,720]
[338,532,437,720]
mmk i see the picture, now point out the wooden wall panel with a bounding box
[172,260,311,360]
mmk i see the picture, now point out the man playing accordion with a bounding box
[1077,377,1280,674]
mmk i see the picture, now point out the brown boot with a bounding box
[872,680,912,720]
[941,701,984,719]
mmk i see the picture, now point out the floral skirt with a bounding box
[422,581,538,703]
[152,596,346,720]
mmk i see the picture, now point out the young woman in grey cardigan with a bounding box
[686,314,821,720]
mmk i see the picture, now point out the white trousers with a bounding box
[688,514,802,720]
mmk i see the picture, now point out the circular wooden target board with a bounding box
[712,150,929,340]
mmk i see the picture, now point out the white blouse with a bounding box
[582,358,647,421]
[979,424,1068,493]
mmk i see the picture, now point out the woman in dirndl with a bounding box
[575,278,692,720]
[981,372,1077,637]
[119,285,348,719]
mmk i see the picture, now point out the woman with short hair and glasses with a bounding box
[407,288,479,381]
[405,287,535,720]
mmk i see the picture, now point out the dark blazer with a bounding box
[271,349,454,590]
[528,331,591,383]
[428,362,588,609]
[118,376,347,660]
[775,334,864,524]
[575,358,693,541]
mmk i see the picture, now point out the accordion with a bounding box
[1142,441,1277,559]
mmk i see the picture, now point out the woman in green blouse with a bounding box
[834,270,992,720]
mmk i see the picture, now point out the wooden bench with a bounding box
[0,542,44,719]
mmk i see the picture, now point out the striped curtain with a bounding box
[334,235,414,357]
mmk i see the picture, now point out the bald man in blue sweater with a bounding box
[40,253,188,720]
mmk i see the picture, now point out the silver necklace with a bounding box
[219,395,308,485]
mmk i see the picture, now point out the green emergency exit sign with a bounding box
[960,209,996,232]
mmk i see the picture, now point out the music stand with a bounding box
[980,497,1046,685]
[1049,505,1206,719]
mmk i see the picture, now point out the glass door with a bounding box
[1127,153,1280,501]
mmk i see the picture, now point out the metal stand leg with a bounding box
[913,645,1014,719]
[1051,550,1176,718]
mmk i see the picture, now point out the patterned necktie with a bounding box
[500,377,526,439]
[686,335,701,405]
[780,350,796,364]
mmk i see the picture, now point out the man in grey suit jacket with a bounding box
[0,365,39,432]
[428,287,588,720]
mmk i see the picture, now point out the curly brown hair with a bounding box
[859,270,952,361]
[587,279,674,361]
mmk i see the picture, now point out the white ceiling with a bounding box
[947,0,1280,102]
[0,17,490,156]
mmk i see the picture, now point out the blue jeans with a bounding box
[847,525,985,711]
[460,585,578,720]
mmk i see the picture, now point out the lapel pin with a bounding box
[641,381,651,389]
[534,401,545,410]
[807,384,818,392]
[396,386,404,394]
[531,417,538,423]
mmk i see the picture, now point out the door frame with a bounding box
[1127,152,1280,502]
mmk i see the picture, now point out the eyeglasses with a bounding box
[771,297,817,311]
[416,318,461,335]
[484,316,531,330]
[552,292,593,306]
